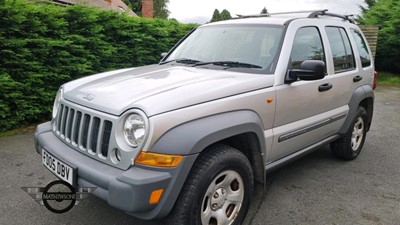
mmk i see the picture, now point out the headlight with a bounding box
[123,113,147,148]
[52,88,62,119]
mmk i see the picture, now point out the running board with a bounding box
[265,134,341,173]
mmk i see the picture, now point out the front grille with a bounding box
[53,103,113,159]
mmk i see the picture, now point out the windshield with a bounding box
[163,24,284,74]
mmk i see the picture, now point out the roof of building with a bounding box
[53,0,137,16]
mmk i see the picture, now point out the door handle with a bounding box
[318,83,332,92]
[353,76,363,82]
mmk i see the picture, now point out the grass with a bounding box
[377,71,400,86]
[0,124,36,137]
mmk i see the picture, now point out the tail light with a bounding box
[373,71,378,90]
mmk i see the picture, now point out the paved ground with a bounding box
[0,85,399,225]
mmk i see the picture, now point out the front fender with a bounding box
[146,110,267,218]
[150,110,266,156]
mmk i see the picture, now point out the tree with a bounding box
[122,0,141,16]
[359,0,400,73]
[220,9,232,21]
[360,0,377,14]
[154,0,170,19]
[122,0,170,18]
[260,7,268,15]
[210,9,231,22]
[210,9,220,22]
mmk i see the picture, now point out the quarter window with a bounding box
[290,27,326,69]
[351,29,371,67]
[326,27,355,73]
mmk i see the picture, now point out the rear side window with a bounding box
[326,27,355,73]
[351,29,371,67]
[290,27,326,69]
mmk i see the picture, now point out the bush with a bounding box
[359,0,400,74]
[0,0,197,132]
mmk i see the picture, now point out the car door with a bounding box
[269,24,349,162]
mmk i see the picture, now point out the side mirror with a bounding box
[161,52,168,59]
[286,60,325,82]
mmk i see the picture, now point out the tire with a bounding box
[331,106,368,160]
[166,144,254,225]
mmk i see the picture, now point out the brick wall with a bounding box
[142,0,154,18]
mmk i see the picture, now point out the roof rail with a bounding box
[235,14,270,19]
[269,10,326,16]
[236,10,325,19]
[235,9,355,24]
[308,10,355,24]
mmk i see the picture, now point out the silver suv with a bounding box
[34,10,376,225]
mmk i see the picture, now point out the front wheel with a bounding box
[331,106,368,160]
[167,145,253,225]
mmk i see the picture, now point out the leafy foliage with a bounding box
[124,0,142,16]
[360,0,377,14]
[210,9,232,22]
[359,0,400,74]
[260,7,268,15]
[220,9,232,21]
[122,0,170,18]
[0,0,197,131]
[154,0,170,19]
[210,9,220,22]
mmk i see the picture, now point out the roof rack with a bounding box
[308,10,355,24]
[236,10,321,19]
[235,9,355,24]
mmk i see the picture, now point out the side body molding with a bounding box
[340,85,374,134]
[151,110,266,157]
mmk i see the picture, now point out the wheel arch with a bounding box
[148,110,267,218]
[212,132,265,185]
[151,110,266,156]
[340,85,374,134]
[151,110,267,184]
[359,96,374,132]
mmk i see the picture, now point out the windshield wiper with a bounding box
[160,58,201,65]
[192,61,262,69]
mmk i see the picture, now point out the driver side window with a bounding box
[290,27,326,70]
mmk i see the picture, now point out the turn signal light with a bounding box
[149,189,164,204]
[134,152,183,167]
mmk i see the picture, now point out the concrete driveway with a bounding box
[1,85,399,225]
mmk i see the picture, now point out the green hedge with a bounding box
[0,0,197,132]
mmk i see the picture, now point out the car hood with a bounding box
[63,65,275,116]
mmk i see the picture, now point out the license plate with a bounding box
[42,149,74,185]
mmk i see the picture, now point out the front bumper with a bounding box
[34,122,198,220]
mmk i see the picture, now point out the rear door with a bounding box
[349,28,375,87]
